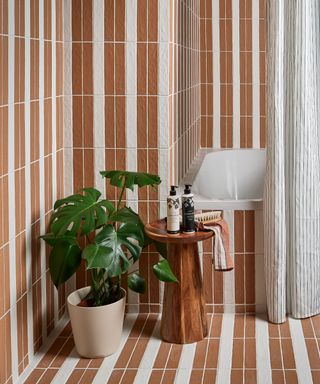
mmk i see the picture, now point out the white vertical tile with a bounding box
[252,0,260,148]
[158,43,169,96]
[158,149,169,202]
[63,0,72,42]
[93,0,105,195]
[158,96,169,149]
[216,313,235,383]
[232,0,240,148]
[126,43,137,96]
[289,318,313,384]
[255,314,272,384]
[126,0,137,42]
[159,0,169,42]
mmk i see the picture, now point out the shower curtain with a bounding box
[264,0,320,323]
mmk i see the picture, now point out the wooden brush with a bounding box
[194,210,223,225]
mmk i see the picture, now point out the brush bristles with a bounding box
[195,210,222,223]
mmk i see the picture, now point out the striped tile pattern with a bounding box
[68,0,200,313]
[201,0,266,149]
[0,0,64,382]
[23,313,320,383]
[264,0,320,323]
[170,1,201,184]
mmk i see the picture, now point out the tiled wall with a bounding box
[0,0,64,382]
[65,0,173,312]
[200,0,266,148]
[66,0,266,314]
[170,1,201,184]
[199,209,266,314]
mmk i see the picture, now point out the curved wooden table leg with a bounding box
[161,243,208,344]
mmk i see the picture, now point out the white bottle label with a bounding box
[167,197,180,233]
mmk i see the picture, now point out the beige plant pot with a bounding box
[67,286,126,358]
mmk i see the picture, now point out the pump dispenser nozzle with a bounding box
[184,184,192,194]
[170,185,178,196]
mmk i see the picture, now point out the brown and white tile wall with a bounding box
[200,0,266,148]
[66,1,266,314]
[197,209,266,315]
[0,0,64,382]
[170,0,201,184]
[67,0,206,312]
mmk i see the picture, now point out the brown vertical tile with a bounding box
[137,0,147,41]
[72,42,82,95]
[245,253,255,304]
[232,339,244,368]
[115,43,125,95]
[206,340,220,368]
[148,0,158,42]
[234,211,244,252]
[82,0,92,41]
[73,148,84,191]
[137,43,147,95]
[115,96,125,148]
[44,0,52,39]
[104,43,115,95]
[72,0,82,41]
[44,99,52,156]
[84,149,94,187]
[193,339,208,368]
[83,43,93,94]
[235,254,245,304]
[105,96,115,148]
[83,96,94,147]
[115,0,125,41]
[148,44,158,95]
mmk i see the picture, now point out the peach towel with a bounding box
[198,219,233,271]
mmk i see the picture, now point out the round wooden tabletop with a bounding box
[145,218,213,244]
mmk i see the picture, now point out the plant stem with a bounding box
[116,181,126,211]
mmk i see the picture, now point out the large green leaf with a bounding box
[153,259,178,283]
[50,188,114,237]
[128,273,146,293]
[94,223,144,276]
[49,241,82,288]
[40,232,78,247]
[82,244,114,269]
[100,170,161,191]
[110,206,142,226]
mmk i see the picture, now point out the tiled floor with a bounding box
[22,313,320,384]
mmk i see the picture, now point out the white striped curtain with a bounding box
[264,0,320,323]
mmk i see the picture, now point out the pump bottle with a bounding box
[166,186,180,234]
[182,184,195,233]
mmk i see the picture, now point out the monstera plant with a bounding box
[41,170,177,358]
[42,170,177,306]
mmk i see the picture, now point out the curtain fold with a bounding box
[264,0,320,323]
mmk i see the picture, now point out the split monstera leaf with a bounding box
[41,170,178,307]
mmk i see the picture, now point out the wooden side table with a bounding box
[145,219,213,344]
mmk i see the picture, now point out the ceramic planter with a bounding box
[67,286,126,358]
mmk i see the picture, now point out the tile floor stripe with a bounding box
[50,348,80,384]
[175,342,197,383]
[289,317,313,384]
[216,313,235,384]
[92,314,138,384]
[134,319,161,382]
[256,314,272,384]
